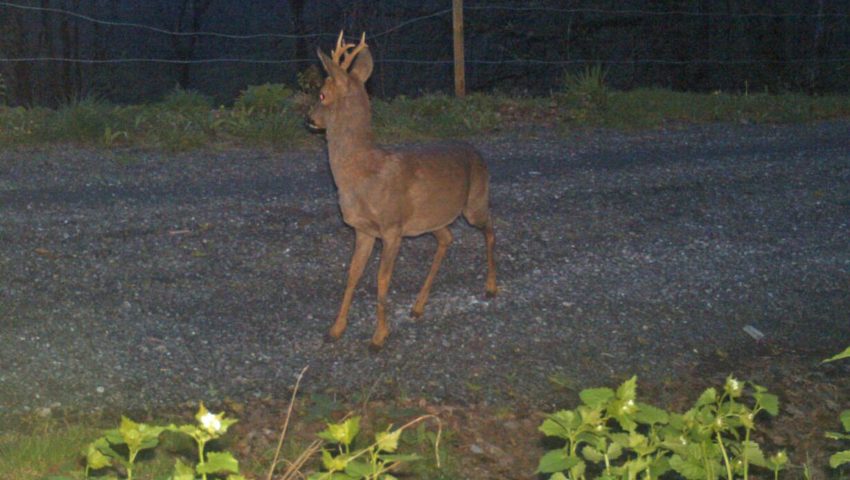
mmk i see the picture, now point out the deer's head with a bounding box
[306,32,373,134]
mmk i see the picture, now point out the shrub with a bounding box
[234,83,295,114]
[158,87,213,114]
[558,64,610,122]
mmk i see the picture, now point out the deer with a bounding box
[306,32,496,351]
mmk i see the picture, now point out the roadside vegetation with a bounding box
[1,68,849,151]
[0,347,848,479]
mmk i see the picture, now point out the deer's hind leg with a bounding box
[371,231,402,351]
[463,192,497,297]
[411,227,453,318]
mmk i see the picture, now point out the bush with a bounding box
[234,83,295,114]
[557,64,609,122]
[158,87,213,114]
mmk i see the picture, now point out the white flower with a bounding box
[200,412,222,433]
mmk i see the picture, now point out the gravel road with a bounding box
[1,121,848,416]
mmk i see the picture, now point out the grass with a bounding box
[0,418,99,479]
[1,85,848,151]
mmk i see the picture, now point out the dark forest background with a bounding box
[1,0,849,107]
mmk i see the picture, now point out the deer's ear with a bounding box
[349,47,373,84]
[317,48,345,80]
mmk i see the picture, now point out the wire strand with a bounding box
[2,57,847,66]
[1,0,847,43]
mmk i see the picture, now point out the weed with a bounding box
[558,64,609,122]
[82,403,242,480]
[158,87,213,114]
[824,347,850,471]
[234,83,295,114]
[537,376,787,480]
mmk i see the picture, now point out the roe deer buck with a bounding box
[306,32,496,350]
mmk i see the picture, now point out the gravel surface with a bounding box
[1,121,849,416]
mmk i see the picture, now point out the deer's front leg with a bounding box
[328,230,375,342]
[371,231,402,351]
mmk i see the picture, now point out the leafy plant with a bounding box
[167,403,241,480]
[83,416,166,480]
[83,403,243,480]
[102,126,129,147]
[538,376,786,480]
[158,87,213,114]
[234,83,294,114]
[559,64,609,122]
[308,414,440,480]
[824,347,850,470]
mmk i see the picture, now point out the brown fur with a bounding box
[306,33,496,350]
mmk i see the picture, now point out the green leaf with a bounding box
[84,439,114,470]
[625,457,650,476]
[322,450,351,472]
[741,440,769,468]
[830,451,850,469]
[318,417,361,447]
[581,445,604,462]
[825,431,850,441]
[649,456,672,478]
[635,402,669,425]
[607,441,623,461]
[375,428,401,453]
[197,451,240,475]
[117,416,164,454]
[754,392,779,416]
[823,346,850,363]
[696,388,718,407]
[549,474,569,480]
[539,410,581,438]
[670,454,708,480]
[616,376,638,401]
[841,410,850,432]
[344,459,377,477]
[537,449,580,474]
[379,453,421,463]
[580,388,615,408]
[172,459,195,480]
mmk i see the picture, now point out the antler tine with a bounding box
[339,32,368,70]
[331,30,351,64]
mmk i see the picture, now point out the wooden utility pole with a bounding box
[452,0,465,97]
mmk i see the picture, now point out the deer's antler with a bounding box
[331,31,368,70]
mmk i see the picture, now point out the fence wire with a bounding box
[1,0,848,104]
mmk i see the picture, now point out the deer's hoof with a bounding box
[324,332,341,344]
[368,341,384,354]
[485,289,498,298]
[409,309,423,319]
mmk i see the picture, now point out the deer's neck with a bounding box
[325,98,378,182]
